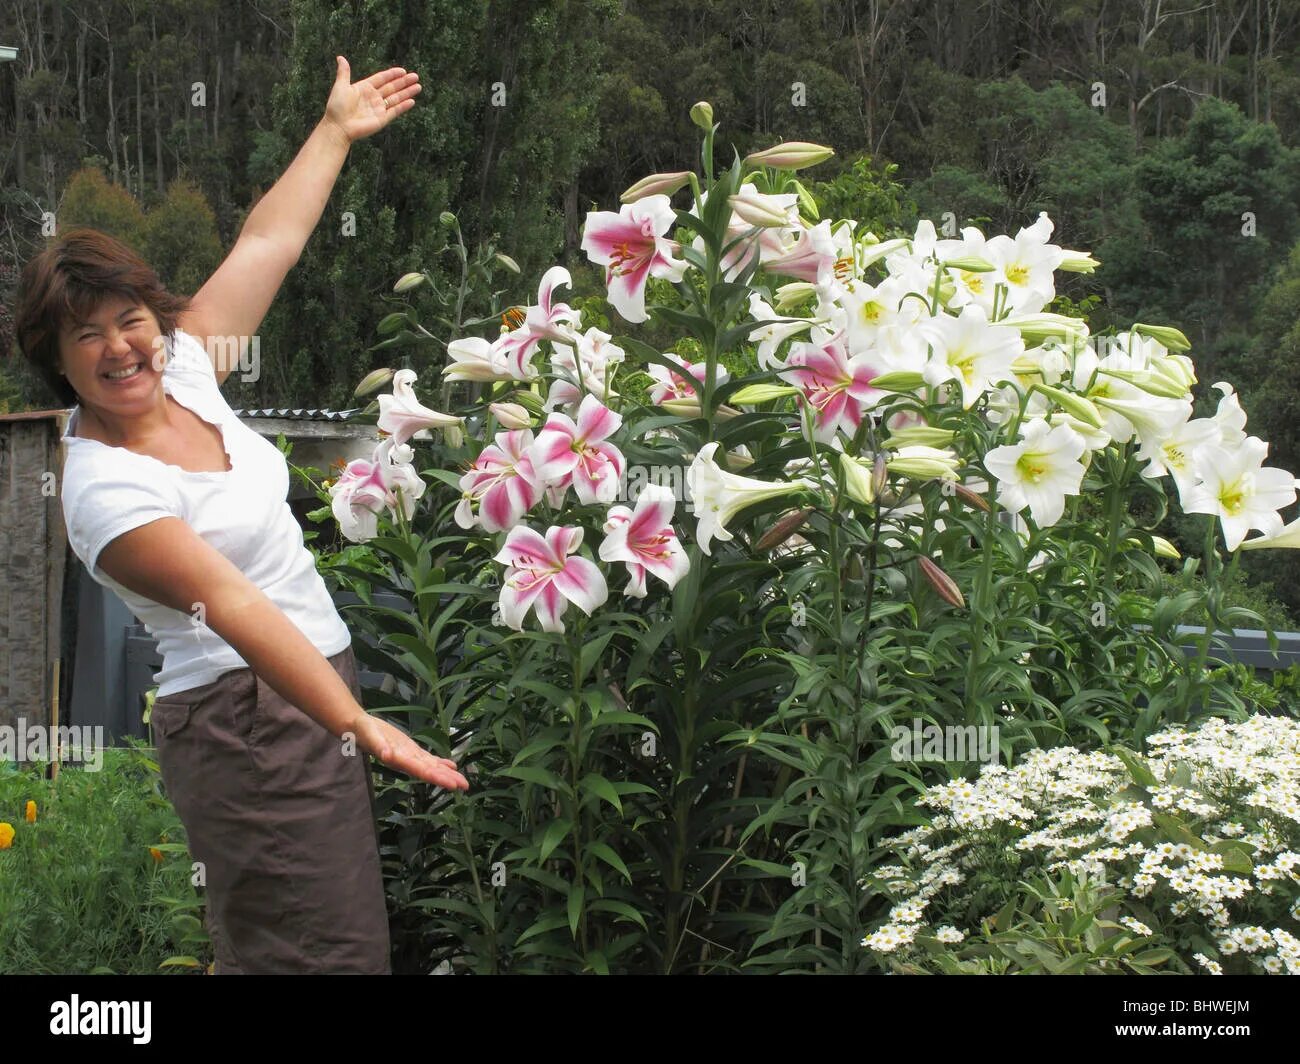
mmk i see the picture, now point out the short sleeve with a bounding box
[164,329,218,385]
[62,459,184,576]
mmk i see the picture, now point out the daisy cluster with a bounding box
[861,714,1300,973]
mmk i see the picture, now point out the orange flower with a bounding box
[0,823,14,849]
[24,800,36,824]
[149,847,164,863]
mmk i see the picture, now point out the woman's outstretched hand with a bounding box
[351,712,470,792]
[323,56,421,143]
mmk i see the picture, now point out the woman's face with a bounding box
[57,293,166,413]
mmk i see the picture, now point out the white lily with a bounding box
[982,417,1087,528]
[919,304,1024,410]
[686,442,818,555]
[1181,436,1298,551]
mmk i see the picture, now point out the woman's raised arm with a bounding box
[96,515,468,792]
[179,56,421,382]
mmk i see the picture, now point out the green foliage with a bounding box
[0,744,210,975]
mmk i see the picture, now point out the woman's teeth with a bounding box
[105,363,143,380]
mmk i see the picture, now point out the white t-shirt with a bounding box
[59,328,353,697]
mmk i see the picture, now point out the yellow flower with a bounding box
[24,800,36,824]
[0,823,14,849]
[150,847,164,863]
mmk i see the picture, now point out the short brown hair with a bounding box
[14,228,190,407]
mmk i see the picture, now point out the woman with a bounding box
[14,57,468,975]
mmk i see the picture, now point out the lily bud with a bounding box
[838,454,876,506]
[728,383,799,405]
[729,185,797,228]
[887,446,962,480]
[393,272,426,293]
[659,397,702,418]
[489,401,532,429]
[1133,323,1192,353]
[494,252,521,274]
[354,366,395,398]
[1056,250,1100,273]
[1126,534,1181,559]
[510,389,546,416]
[743,141,835,171]
[690,101,714,130]
[774,282,817,312]
[918,556,965,609]
[439,211,457,227]
[884,426,955,450]
[871,452,889,498]
[790,180,820,222]
[952,482,991,512]
[1001,313,1090,344]
[868,370,927,392]
[1033,383,1106,429]
[1095,367,1190,399]
[442,423,464,448]
[621,171,693,204]
[943,256,996,273]
[1150,354,1197,390]
[754,507,814,552]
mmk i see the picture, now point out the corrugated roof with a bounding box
[229,408,362,420]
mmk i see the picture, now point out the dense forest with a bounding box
[4,0,1300,615]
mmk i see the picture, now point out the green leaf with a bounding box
[567,882,586,938]
[579,773,623,815]
[585,841,633,883]
[541,818,573,862]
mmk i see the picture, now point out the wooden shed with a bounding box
[0,406,378,752]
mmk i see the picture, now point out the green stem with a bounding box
[568,621,589,960]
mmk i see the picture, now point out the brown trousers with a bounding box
[151,645,391,974]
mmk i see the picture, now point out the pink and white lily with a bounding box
[544,327,625,414]
[454,429,544,533]
[377,369,463,447]
[493,266,583,375]
[443,336,537,383]
[778,329,886,443]
[329,436,427,543]
[494,525,609,633]
[647,358,729,405]
[599,484,690,597]
[530,393,627,505]
[763,219,839,286]
[581,194,689,323]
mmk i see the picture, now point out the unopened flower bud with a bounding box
[951,482,991,513]
[690,101,714,130]
[393,272,426,293]
[743,141,834,171]
[839,453,876,506]
[489,402,532,429]
[439,211,457,227]
[1133,322,1192,353]
[354,366,395,398]
[621,171,693,203]
[754,507,814,552]
[918,556,965,609]
[494,252,521,274]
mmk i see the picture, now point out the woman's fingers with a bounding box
[386,727,469,790]
[364,66,411,91]
[383,81,422,108]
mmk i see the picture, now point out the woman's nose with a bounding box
[107,331,134,358]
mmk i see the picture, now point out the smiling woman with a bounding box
[12,56,468,976]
